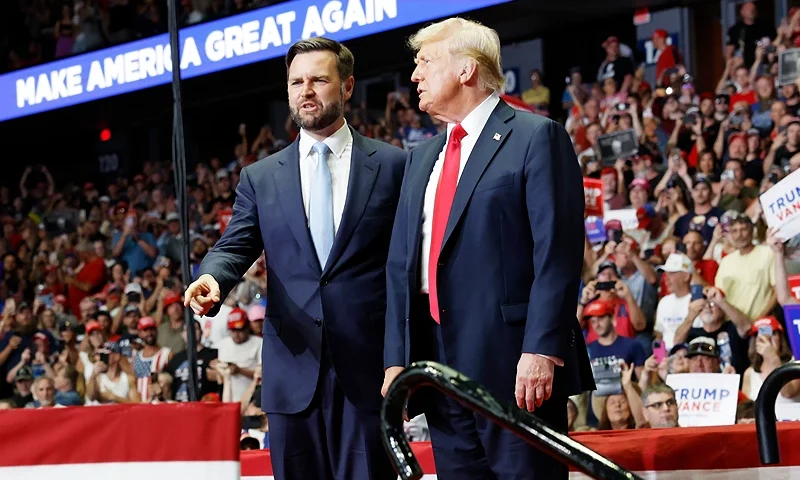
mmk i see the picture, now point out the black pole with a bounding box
[382,361,642,480]
[167,0,199,402]
[755,361,800,465]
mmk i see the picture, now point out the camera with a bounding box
[720,169,735,181]
[768,173,780,184]
[616,103,628,111]
[565,76,571,85]
[99,352,109,365]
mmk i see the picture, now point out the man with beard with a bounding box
[185,37,405,480]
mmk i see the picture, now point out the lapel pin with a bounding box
[493,133,501,141]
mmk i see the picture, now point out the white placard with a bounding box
[604,209,639,231]
[759,167,800,241]
[665,373,740,427]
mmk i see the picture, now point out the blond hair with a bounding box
[408,17,505,93]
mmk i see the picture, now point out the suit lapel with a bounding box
[441,101,515,251]
[407,134,446,282]
[322,130,379,276]
[273,140,321,273]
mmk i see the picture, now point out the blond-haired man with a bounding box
[383,18,594,479]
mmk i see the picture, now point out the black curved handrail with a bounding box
[756,360,800,465]
[381,361,642,480]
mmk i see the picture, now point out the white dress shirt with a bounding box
[298,122,353,236]
[420,92,500,294]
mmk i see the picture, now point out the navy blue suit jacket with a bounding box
[197,128,406,414]
[384,101,595,406]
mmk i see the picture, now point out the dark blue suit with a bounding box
[197,128,405,480]
[384,100,595,479]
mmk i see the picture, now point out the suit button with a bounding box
[438,261,444,266]
[321,279,328,286]
[314,318,322,327]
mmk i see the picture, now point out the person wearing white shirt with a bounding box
[654,253,694,350]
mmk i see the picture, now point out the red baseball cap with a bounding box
[137,316,157,330]
[227,308,248,330]
[602,36,619,48]
[85,320,103,335]
[652,29,668,40]
[163,291,183,310]
[583,300,615,318]
[750,316,783,336]
[628,178,650,192]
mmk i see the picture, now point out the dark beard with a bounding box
[290,98,344,132]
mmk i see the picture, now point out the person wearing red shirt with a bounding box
[579,261,647,343]
[653,29,683,86]
[66,242,107,316]
[730,66,757,108]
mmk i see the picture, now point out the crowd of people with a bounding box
[1,0,289,73]
[1,0,800,452]
[568,1,800,431]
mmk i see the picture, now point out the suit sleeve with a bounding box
[522,120,585,359]
[196,167,265,317]
[384,150,414,369]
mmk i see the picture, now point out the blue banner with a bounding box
[0,0,512,122]
[783,305,800,360]
[585,216,607,244]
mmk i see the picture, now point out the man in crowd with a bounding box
[672,287,751,374]
[585,300,647,377]
[641,384,680,428]
[715,215,776,319]
[579,260,646,343]
[673,178,723,242]
[165,320,219,402]
[216,308,260,402]
[132,316,173,402]
[654,253,693,351]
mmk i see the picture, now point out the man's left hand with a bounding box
[515,353,554,412]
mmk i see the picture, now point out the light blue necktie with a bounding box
[309,141,334,268]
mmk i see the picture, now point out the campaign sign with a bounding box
[783,305,800,361]
[218,207,233,234]
[583,178,604,217]
[788,275,800,300]
[604,209,639,231]
[596,129,638,166]
[759,167,800,241]
[585,216,607,244]
[778,48,800,86]
[666,373,739,427]
[0,0,512,122]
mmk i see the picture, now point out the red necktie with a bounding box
[429,124,467,323]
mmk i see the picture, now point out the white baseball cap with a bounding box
[657,253,694,274]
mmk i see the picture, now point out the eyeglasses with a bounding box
[644,398,677,409]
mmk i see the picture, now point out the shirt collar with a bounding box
[446,92,501,140]
[298,120,351,160]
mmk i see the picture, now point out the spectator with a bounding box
[132,316,173,402]
[673,178,724,242]
[578,260,646,343]
[164,320,219,402]
[653,253,694,350]
[585,300,647,377]
[65,241,107,317]
[726,1,776,68]
[521,69,550,116]
[652,30,684,87]
[155,291,187,354]
[640,384,680,428]
[597,36,634,92]
[111,205,158,277]
[27,376,57,408]
[87,341,139,404]
[741,316,800,413]
[715,215,776,319]
[673,287,751,374]
[216,308,261,402]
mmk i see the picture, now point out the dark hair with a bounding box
[285,37,354,81]
[748,330,793,372]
